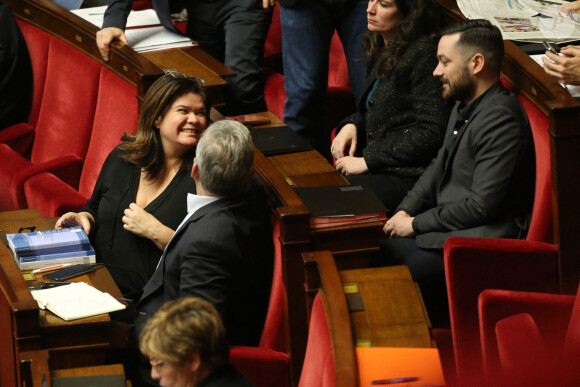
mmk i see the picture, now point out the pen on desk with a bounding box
[89,12,104,15]
[32,263,74,274]
[371,377,420,385]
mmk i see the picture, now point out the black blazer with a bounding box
[337,39,452,177]
[135,181,274,347]
[0,3,33,130]
[398,82,536,249]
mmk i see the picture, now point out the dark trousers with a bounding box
[279,1,367,144]
[186,0,271,115]
[373,237,450,328]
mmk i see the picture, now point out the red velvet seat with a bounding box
[230,219,289,387]
[0,35,103,211]
[441,78,560,385]
[478,286,580,385]
[297,294,337,387]
[23,67,139,217]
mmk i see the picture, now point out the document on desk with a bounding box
[125,27,193,52]
[31,282,125,321]
[71,6,161,29]
[457,0,580,41]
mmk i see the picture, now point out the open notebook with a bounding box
[31,282,125,321]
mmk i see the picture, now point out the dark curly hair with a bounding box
[363,0,443,78]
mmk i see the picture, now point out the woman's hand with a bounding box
[331,123,358,159]
[55,212,94,235]
[122,203,175,250]
[543,46,580,85]
[335,156,369,175]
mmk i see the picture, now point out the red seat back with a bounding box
[78,67,139,198]
[298,294,336,387]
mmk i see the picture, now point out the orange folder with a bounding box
[356,347,445,386]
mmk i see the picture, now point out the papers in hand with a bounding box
[71,6,195,52]
[530,54,580,97]
[31,282,125,321]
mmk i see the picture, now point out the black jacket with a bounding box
[399,82,536,249]
[337,39,453,177]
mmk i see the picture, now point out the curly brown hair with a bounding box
[363,0,443,78]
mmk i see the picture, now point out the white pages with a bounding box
[31,282,125,321]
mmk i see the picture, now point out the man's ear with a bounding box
[191,161,199,180]
[470,53,485,75]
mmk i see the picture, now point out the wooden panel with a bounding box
[340,266,432,348]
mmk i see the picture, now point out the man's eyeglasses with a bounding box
[163,69,205,85]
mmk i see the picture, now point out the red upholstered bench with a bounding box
[0,0,161,216]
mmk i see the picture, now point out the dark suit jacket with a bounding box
[0,3,33,130]
[398,82,535,249]
[103,0,258,32]
[135,182,274,347]
[103,0,176,32]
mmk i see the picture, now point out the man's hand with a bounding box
[562,0,580,12]
[543,46,580,85]
[261,0,276,10]
[96,27,128,62]
[335,156,368,175]
[383,211,416,238]
[331,123,357,159]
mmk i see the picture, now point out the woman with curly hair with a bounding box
[331,0,453,213]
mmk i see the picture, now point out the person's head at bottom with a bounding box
[139,297,230,387]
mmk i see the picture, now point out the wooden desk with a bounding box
[302,251,434,387]
[142,47,232,107]
[20,349,127,387]
[247,115,385,385]
[0,209,125,386]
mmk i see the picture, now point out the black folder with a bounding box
[52,374,126,387]
[294,185,387,217]
[250,126,312,156]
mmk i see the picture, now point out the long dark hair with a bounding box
[119,71,208,181]
[363,0,443,78]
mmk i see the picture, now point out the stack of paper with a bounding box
[71,6,195,52]
[6,227,96,270]
[294,185,387,229]
[31,282,125,321]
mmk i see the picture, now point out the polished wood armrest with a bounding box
[302,251,357,387]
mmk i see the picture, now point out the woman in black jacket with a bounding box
[331,0,453,213]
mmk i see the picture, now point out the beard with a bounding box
[441,65,476,102]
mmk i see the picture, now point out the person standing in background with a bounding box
[277,0,368,153]
[97,0,272,115]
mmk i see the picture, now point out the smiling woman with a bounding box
[54,71,210,300]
